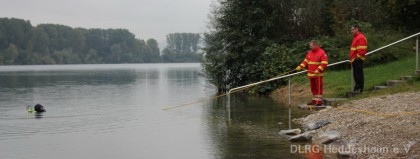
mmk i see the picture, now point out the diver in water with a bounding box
[27,104,46,113]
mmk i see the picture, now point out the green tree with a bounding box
[203,0,289,93]
[145,38,160,62]
[131,39,146,63]
[163,33,202,62]
[0,18,33,51]
[31,26,50,55]
[52,49,81,64]
[4,43,19,64]
[110,44,123,63]
[83,49,102,64]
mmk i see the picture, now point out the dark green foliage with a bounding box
[0,17,161,64]
[248,44,293,94]
[203,0,290,93]
[162,33,203,62]
[0,17,204,64]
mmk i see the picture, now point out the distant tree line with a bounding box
[162,33,202,62]
[0,17,202,64]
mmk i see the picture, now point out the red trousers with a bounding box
[309,77,323,104]
[309,77,323,96]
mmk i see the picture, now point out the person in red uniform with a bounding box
[350,25,367,93]
[295,40,328,106]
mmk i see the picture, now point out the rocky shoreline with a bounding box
[283,92,420,158]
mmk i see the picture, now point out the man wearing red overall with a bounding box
[350,25,367,93]
[295,40,328,106]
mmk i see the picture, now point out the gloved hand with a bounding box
[314,69,320,74]
[295,66,302,71]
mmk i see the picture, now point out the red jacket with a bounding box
[350,32,367,63]
[299,47,328,78]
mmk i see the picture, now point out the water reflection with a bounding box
[205,93,309,159]
[34,112,44,119]
[0,70,137,89]
[304,144,325,159]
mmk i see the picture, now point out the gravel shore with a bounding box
[294,92,420,158]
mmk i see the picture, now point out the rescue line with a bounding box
[162,69,296,110]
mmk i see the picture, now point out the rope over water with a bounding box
[162,69,296,110]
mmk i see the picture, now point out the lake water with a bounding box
[0,63,307,159]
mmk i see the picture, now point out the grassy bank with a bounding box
[289,55,419,99]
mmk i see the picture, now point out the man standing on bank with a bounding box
[295,40,328,106]
[350,25,368,94]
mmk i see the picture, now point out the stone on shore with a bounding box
[288,131,315,142]
[278,128,301,136]
[304,120,330,131]
[314,130,341,145]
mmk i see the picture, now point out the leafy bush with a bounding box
[248,44,293,94]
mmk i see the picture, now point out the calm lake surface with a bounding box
[0,63,307,159]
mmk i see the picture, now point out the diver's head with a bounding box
[34,104,46,112]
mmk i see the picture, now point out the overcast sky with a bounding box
[0,0,212,42]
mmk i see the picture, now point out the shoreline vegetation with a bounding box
[202,0,419,94]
